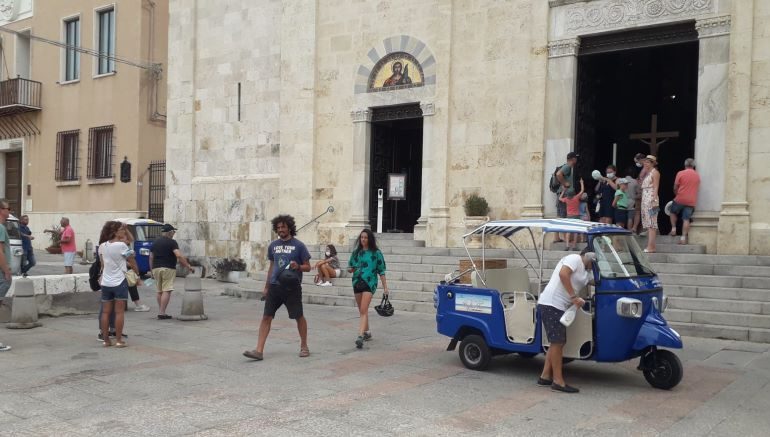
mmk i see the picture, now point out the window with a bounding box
[63,17,80,81]
[56,130,80,181]
[88,125,115,179]
[96,7,115,75]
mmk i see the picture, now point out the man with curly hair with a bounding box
[244,214,311,361]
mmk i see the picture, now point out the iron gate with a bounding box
[148,160,165,222]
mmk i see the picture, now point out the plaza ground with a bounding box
[1,279,770,436]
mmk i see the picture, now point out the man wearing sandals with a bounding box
[244,215,311,361]
[669,158,700,245]
[0,200,13,351]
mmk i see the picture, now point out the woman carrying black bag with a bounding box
[347,229,389,349]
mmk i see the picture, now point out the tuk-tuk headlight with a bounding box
[616,297,643,318]
[139,248,151,256]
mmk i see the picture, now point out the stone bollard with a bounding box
[177,277,208,321]
[7,279,43,329]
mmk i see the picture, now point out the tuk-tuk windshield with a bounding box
[132,225,163,242]
[5,220,21,239]
[593,234,654,278]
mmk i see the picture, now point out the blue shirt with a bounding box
[267,237,311,285]
[19,224,33,250]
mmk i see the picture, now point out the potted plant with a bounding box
[463,194,490,248]
[214,258,247,283]
[44,224,62,254]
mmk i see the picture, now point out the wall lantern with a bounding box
[120,156,131,183]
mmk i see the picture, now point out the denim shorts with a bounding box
[101,280,129,302]
[670,201,695,221]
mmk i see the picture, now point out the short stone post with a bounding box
[177,276,208,321]
[7,278,42,329]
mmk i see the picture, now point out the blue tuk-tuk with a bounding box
[114,218,163,275]
[435,219,683,390]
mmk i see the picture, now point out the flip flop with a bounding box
[102,340,112,347]
[299,347,310,358]
[243,350,263,360]
[114,341,127,348]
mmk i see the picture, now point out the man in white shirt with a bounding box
[537,248,596,393]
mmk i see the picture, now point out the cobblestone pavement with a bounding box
[1,278,769,436]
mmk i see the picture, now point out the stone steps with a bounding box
[667,308,770,330]
[669,322,770,343]
[665,285,770,302]
[549,241,706,254]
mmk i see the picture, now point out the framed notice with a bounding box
[387,173,407,200]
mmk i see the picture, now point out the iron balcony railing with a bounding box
[0,77,42,116]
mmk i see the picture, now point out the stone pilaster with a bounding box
[279,0,317,238]
[345,109,372,238]
[691,15,731,253]
[542,38,579,218]
[717,2,753,255]
[413,102,434,242]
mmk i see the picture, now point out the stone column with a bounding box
[422,102,450,247]
[692,15,731,249]
[542,38,579,218]
[278,0,316,235]
[413,102,435,242]
[717,2,754,255]
[346,109,372,238]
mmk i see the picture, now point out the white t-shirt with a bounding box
[538,254,591,311]
[99,241,130,287]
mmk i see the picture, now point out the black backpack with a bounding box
[89,251,101,291]
[548,165,562,193]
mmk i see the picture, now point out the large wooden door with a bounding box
[5,151,22,215]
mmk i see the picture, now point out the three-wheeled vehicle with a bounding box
[114,218,164,275]
[435,219,683,390]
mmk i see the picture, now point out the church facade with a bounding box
[166,0,769,271]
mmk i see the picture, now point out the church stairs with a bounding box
[236,233,770,343]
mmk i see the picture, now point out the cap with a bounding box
[161,224,177,232]
[645,155,658,163]
[617,178,629,184]
[567,152,579,160]
[634,153,646,160]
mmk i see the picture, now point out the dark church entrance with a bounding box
[575,23,699,235]
[369,104,423,233]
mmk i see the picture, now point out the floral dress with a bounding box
[641,170,659,230]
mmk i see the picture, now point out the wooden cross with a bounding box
[629,114,679,156]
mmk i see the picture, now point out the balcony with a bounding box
[0,77,41,117]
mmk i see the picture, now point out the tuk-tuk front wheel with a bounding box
[459,335,491,371]
[642,350,683,390]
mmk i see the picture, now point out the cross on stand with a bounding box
[629,114,679,156]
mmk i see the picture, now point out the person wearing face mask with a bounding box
[595,165,618,224]
[314,244,340,287]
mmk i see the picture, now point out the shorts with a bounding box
[101,280,129,302]
[599,203,615,219]
[556,199,567,218]
[0,276,12,299]
[264,283,303,319]
[152,267,177,292]
[334,269,341,277]
[614,209,629,224]
[353,280,372,294]
[670,201,695,221]
[63,251,76,267]
[539,304,567,344]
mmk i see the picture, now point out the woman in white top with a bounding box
[536,248,596,393]
[99,227,135,348]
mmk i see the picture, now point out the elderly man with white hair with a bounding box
[537,248,596,394]
[669,158,700,245]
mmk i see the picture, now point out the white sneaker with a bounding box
[0,343,11,351]
[320,281,333,287]
[134,304,151,312]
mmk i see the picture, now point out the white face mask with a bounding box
[606,172,615,179]
[325,251,331,256]
[636,162,643,168]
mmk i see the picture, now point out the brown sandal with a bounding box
[243,350,263,360]
[114,341,127,348]
[299,347,310,358]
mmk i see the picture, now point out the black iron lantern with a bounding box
[120,156,131,183]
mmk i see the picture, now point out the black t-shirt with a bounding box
[151,236,179,269]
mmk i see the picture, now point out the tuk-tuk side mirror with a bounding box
[120,157,131,183]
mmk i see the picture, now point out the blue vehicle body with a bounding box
[436,219,683,389]
[114,218,163,275]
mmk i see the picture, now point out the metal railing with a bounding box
[297,206,335,233]
[0,77,42,111]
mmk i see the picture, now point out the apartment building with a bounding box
[0,0,167,248]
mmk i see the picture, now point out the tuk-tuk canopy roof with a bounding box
[464,219,629,239]
[114,218,162,226]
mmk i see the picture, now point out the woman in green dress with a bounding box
[347,229,389,349]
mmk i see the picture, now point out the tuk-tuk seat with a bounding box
[472,268,536,344]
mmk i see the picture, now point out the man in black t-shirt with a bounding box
[150,224,194,319]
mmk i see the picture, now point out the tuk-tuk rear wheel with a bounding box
[459,335,491,371]
[642,350,683,390]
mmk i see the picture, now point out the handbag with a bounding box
[125,269,138,287]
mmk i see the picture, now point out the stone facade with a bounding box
[167,0,770,271]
